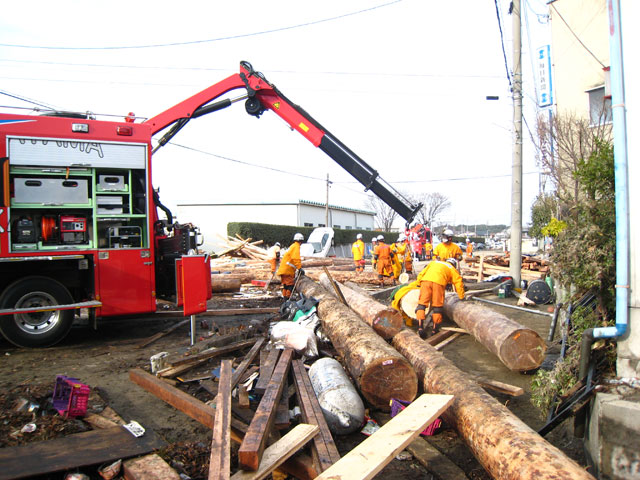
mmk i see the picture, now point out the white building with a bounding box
[176,199,375,252]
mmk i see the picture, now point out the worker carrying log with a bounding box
[414,258,465,338]
[351,233,365,273]
[373,235,395,287]
[433,228,463,261]
[276,233,303,298]
[266,242,281,273]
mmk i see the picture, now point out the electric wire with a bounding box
[0,1,403,50]
[550,4,606,68]
[0,89,57,110]
[494,0,512,87]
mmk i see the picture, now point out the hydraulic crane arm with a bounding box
[146,61,422,223]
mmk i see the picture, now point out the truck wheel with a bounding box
[0,276,75,348]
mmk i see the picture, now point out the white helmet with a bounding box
[377,235,384,242]
[446,257,458,269]
[275,242,281,247]
[293,232,304,241]
[356,233,363,239]
[372,237,378,242]
[444,228,454,237]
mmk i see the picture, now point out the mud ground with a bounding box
[0,281,589,479]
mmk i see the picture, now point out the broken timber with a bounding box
[445,294,547,371]
[291,359,341,472]
[298,276,418,410]
[319,273,403,339]
[238,349,294,471]
[129,368,317,480]
[315,394,454,480]
[254,348,281,395]
[209,359,233,480]
[392,330,596,480]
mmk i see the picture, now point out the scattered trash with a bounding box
[20,423,36,433]
[123,420,145,437]
[150,352,170,374]
[395,450,413,461]
[390,398,441,436]
[98,459,122,480]
[360,416,380,436]
[52,375,90,418]
[270,321,318,357]
[65,474,90,480]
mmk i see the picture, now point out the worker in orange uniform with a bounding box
[424,240,433,261]
[266,242,281,273]
[403,237,414,274]
[390,237,404,281]
[415,258,465,338]
[352,233,365,273]
[373,235,395,287]
[276,233,304,298]
[371,236,378,270]
[433,229,462,261]
[465,238,473,259]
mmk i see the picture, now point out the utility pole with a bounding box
[509,0,523,289]
[325,173,330,227]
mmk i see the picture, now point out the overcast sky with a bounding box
[0,0,551,228]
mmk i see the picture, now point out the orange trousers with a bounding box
[354,259,365,273]
[281,274,295,298]
[417,281,445,326]
[269,258,278,273]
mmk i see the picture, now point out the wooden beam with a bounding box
[230,424,319,480]
[315,394,454,480]
[209,359,233,480]
[0,426,166,480]
[123,454,181,480]
[231,338,265,389]
[275,377,291,430]
[434,333,463,351]
[291,359,341,472]
[238,349,293,471]
[472,377,524,397]
[254,349,281,395]
[136,318,190,349]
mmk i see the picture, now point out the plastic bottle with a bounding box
[308,357,365,435]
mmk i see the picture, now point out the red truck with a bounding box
[0,61,421,347]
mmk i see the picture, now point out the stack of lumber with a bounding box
[461,253,547,283]
[216,234,270,260]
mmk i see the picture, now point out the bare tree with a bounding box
[410,192,451,227]
[365,195,397,231]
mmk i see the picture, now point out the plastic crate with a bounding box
[52,375,90,418]
[390,398,441,436]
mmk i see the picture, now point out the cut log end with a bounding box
[500,329,547,372]
[372,309,405,339]
[359,356,418,411]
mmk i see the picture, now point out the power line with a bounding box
[550,4,606,68]
[335,171,539,185]
[0,89,56,109]
[494,0,512,87]
[0,1,403,51]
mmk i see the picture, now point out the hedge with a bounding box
[227,222,391,247]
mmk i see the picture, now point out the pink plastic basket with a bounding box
[390,398,441,436]
[52,375,90,418]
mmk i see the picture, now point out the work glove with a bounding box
[415,304,426,321]
[299,269,305,276]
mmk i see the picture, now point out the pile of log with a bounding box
[215,234,270,260]
[461,253,548,283]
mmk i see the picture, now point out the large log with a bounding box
[444,295,546,371]
[304,270,382,285]
[318,274,403,340]
[212,277,242,293]
[297,276,417,410]
[392,331,594,480]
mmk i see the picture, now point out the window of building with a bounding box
[587,86,612,126]
[345,226,352,230]
[334,225,341,229]
[304,222,313,227]
[317,223,325,227]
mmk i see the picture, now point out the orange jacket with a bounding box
[417,260,465,299]
[433,242,462,261]
[277,242,301,276]
[373,242,392,260]
[352,239,365,261]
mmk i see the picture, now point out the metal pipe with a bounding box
[547,302,563,342]
[471,297,554,317]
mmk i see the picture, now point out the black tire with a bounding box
[0,276,75,348]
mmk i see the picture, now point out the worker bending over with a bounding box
[352,234,365,273]
[373,235,395,287]
[267,242,281,273]
[433,229,462,261]
[277,233,303,298]
[415,258,465,338]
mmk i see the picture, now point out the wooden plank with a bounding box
[83,412,120,430]
[477,255,484,282]
[160,339,258,378]
[291,359,340,472]
[230,337,265,389]
[371,412,467,480]
[230,424,319,480]
[440,327,469,334]
[275,377,290,430]
[238,349,293,471]
[425,329,455,346]
[0,426,165,480]
[123,454,181,480]
[315,394,454,480]
[472,377,525,397]
[238,385,251,408]
[434,333,463,351]
[129,368,245,443]
[136,318,190,349]
[209,359,233,480]
[254,349,281,395]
